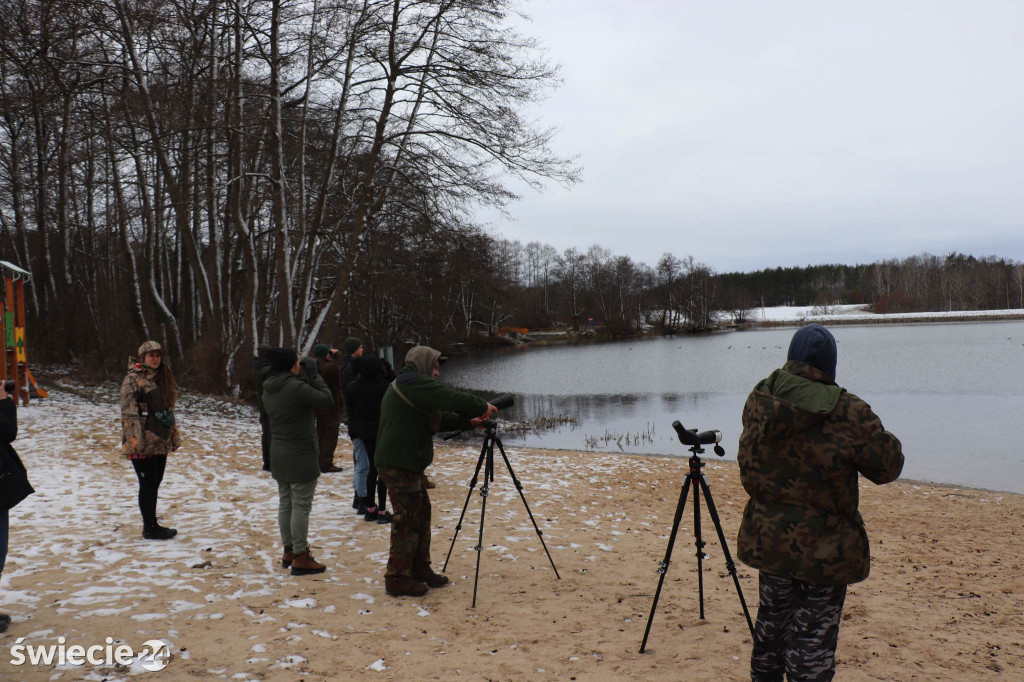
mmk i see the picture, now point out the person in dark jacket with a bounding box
[375,346,496,597]
[344,355,393,523]
[312,344,344,473]
[263,348,335,576]
[338,337,369,511]
[120,341,181,540]
[0,379,32,634]
[253,346,273,472]
[737,324,904,682]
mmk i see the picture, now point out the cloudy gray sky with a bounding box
[473,0,1024,273]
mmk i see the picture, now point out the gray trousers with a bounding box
[751,571,847,682]
[277,478,318,554]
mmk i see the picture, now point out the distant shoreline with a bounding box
[486,308,1024,348]
[742,311,1024,329]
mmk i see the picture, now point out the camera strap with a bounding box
[391,380,442,432]
[390,380,425,415]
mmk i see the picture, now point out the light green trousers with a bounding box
[277,478,318,554]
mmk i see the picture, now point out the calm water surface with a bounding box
[443,321,1024,494]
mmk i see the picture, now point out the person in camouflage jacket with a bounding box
[120,341,181,540]
[737,324,904,682]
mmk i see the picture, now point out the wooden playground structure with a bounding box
[0,260,46,404]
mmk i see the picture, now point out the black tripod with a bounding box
[639,422,754,653]
[442,420,560,606]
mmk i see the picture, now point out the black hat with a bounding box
[268,347,298,372]
[787,324,838,381]
[341,337,363,356]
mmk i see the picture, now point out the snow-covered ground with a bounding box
[0,375,577,679]
[749,304,1024,323]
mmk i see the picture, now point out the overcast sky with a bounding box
[472,0,1024,273]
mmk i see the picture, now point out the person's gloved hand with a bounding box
[301,357,319,379]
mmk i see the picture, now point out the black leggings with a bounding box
[364,442,387,510]
[131,456,167,526]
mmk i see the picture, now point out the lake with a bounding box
[442,321,1024,494]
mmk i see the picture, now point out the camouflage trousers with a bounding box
[377,467,432,579]
[750,571,847,682]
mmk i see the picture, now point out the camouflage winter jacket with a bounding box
[736,361,904,585]
[120,360,180,457]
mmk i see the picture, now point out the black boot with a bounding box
[352,493,360,510]
[385,576,428,597]
[143,521,178,540]
[356,497,368,515]
[0,613,10,634]
[412,566,450,588]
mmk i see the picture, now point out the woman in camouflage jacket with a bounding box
[120,341,180,540]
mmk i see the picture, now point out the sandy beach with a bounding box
[1,378,1022,680]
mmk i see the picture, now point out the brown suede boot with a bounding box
[281,545,295,569]
[411,567,449,588]
[290,550,326,576]
[385,576,429,597]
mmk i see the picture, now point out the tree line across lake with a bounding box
[1,2,1020,393]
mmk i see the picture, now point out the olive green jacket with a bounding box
[262,371,334,483]
[737,361,904,585]
[374,363,487,474]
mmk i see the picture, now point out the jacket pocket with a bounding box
[145,412,172,441]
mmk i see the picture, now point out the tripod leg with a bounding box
[471,441,494,608]
[639,472,694,653]
[693,475,706,620]
[443,436,489,572]
[698,474,755,636]
[493,437,560,579]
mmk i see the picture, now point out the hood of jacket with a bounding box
[354,355,384,380]
[253,351,272,373]
[262,370,298,395]
[126,357,156,378]
[404,346,441,376]
[746,361,844,441]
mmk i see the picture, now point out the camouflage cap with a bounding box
[137,340,164,357]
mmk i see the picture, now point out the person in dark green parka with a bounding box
[375,346,496,597]
[262,348,334,576]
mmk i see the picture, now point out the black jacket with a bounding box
[344,359,390,451]
[253,351,273,416]
[0,398,32,511]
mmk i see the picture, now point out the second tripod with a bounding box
[443,421,560,606]
[639,421,754,653]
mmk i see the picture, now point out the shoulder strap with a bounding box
[390,380,426,414]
